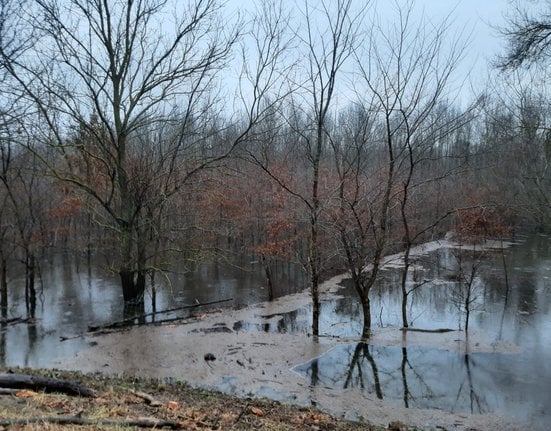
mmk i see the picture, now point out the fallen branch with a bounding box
[0,388,20,395]
[88,297,233,332]
[400,327,455,333]
[0,373,95,397]
[0,416,182,429]
[131,389,163,407]
[0,316,32,326]
[0,316,22,324]
[59,334,82,342]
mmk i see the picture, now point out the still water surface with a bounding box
[1,234,550,429]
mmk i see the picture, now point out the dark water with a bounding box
[0,254,305,367]
[1,234,550,429]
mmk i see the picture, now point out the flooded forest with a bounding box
[0,0,550,430]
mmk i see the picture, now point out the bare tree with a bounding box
[248,0,368,336]
[498,1,551,70]
[0,0,39,316]
[337,0,470,336]
[2,0,281,306]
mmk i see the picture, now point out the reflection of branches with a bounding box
[343,342,383,399]
[454,353,484,414]
[399,347,436,405]
[497,240,510,340]
[451,246,486,332]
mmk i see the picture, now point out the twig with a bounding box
[234,402,250,425]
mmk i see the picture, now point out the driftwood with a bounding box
[0,416,182,429]
[88,297,233,333]
[0,373,95,397]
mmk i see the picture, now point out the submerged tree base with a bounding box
[119,269,146,304]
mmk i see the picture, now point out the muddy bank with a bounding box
[46,273,530,431]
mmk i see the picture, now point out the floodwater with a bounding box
[1,234,550,430]
[0,254,306,367]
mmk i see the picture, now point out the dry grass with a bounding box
[0,368,386,430]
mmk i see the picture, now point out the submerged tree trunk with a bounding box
[0,254,7,317]
[118,220,147,303]
[119,269,146,304]
[261,254,275,301]
[25,253,36,318]
[309,214,321,336]
[400,246,411,328]
[309,260,320,336]
[360,293,371,338]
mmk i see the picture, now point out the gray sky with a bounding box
[222,0,524,107]
[399,0,511,76]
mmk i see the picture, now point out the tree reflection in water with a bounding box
[343,342,383,399]
[293,343,487,412]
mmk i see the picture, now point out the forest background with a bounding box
[0,0,549,337]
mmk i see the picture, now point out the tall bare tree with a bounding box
[336,0,470,336]
[248,0,368,336]
[2,0,281,306]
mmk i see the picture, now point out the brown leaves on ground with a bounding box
[0,368,383,431]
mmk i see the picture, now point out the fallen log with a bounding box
[88,297,233,332]
[0,316,32,326]
[0,373,95,397]
[400,327,455,333]
[0,416,182,429]
[0,316,22,324]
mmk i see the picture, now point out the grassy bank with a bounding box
[0,368,392,430]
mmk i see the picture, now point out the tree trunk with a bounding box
[309,226,321,336]
[261,254,274,301]
[361,293,371,338]
[309,209,321,336]
[119,269,146,304]
[118,220,147,304]
[25,253,36,318]
[464,288,471,333]
[401,246,411,328]
[0,254,7,317]
[310,276,320,336]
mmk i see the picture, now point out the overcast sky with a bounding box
[220,0,530,107]
[397,0,512,74]
[232,0,516,83]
